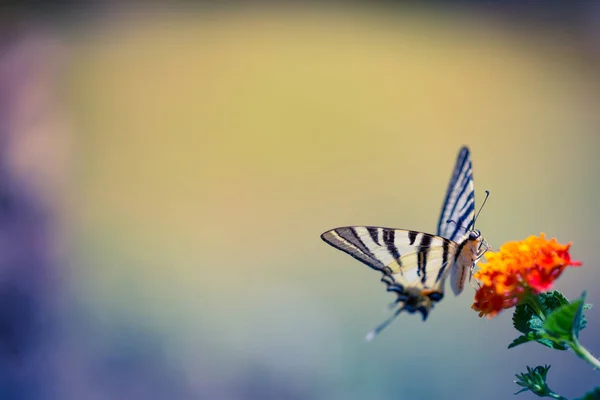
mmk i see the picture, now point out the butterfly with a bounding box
[320,146,489,341]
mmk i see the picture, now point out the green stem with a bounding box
[570,340,600,370]
[547,392,568,400]
[526,293,546,321]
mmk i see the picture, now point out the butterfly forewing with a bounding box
[321,227,457,288]
[437,146,475,242]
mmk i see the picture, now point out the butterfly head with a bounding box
[467,229,489,260]
[460,228,488,260]
[468,229,481,240]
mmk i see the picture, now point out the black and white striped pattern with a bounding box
[320,146,484,340]
[437,146,475,242]
[321,227,456,291]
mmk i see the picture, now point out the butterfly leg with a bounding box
[472,248,488,278]
[469,242,490,290]
[384,300,400,311]
[365,306,405,342]
[469,269,476,289]
[468,270,480,290]
[468,267,483,290]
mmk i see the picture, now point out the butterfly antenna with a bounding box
[446,218,468,233]
[365,307,404,342]
[473,190,490,228]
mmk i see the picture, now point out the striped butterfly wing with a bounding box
[320,147,483,339]
[320,226,458,316]
[437,146,476,243]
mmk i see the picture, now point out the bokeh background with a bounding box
[2,2,600,399]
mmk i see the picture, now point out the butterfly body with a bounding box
[320,147,489,340]
[450,229,486,295]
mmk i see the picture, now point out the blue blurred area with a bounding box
[0,35,197,400]
[0,43,55,398]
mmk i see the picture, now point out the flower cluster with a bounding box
[472,233,581,318]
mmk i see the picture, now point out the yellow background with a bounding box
[58,6,600,398]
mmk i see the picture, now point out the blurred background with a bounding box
[2,2,600,399]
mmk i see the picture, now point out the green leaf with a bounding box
[539,291,570,312]
[580,303,593,332]
[513,302,530,333]
[513,291,568,335]
[513,302,536,334]
[576,387,600,400]
[508,334,535,349]
[508,330,556,350]
[510,291,589,350]
[543,292,586,343]
[537,337,568,351]
[514,365,565,398]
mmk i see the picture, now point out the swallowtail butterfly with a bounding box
[321,146,489,340]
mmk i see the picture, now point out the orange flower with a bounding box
[472,233,581,318]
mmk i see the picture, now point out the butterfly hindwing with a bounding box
[383,240,457,292]
[437,146,476,242]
